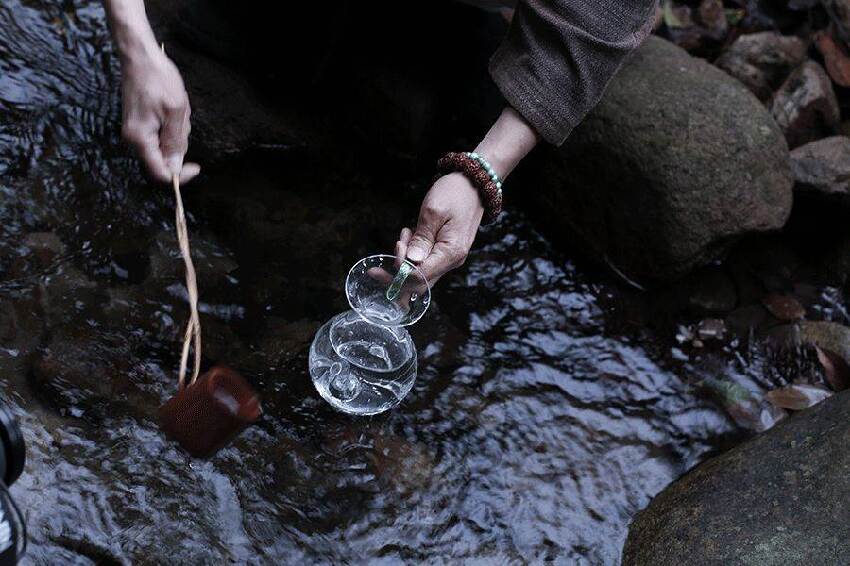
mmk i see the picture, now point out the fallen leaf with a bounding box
[814,30,850,87]
[761,293,806,321]
[766,383,832,411]
[815,346,850,391]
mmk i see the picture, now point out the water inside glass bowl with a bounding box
[346,255,430,327]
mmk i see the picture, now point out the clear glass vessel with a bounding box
[309,255,430,415]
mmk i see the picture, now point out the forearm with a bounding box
[474,107,539,179]
[103,0,159,63]
[489,0,658,145]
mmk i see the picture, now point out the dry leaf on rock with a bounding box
[815,346,850,391]
[814,30,850,87]
[761,293,806,321]
[766,383,832,410]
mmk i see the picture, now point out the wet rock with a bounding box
[370,432,434,494]
[0,285,60,395]
[622,388,850,565]
[793,320,850,367]
[715,31,807,101]
[236,317,318,376]
[685,266,737,315]
[696,0,727,39]
[198,316,248,369]
[30,325,158,421]
[143,1,325,165]
[37,264,101,326]
[9,232,68,278]
[22,232,66,262]
[790,136,850,204]
[525,36,793,281]
[820,234,850,284]
[725,304,771,335]
[761,293,806,321]
[771,61,840,149]
[726,236,799,296]
[146,229,238,300]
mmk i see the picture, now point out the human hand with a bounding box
[120,48,200,184]
[396,172,484,285]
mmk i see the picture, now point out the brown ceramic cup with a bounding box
[159,366,261,458]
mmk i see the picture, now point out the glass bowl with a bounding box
[345,254,430,327]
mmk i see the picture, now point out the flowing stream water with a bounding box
[0,1,840,564]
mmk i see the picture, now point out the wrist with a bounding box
[116,31,160,67]
[471,143,512,180]
[105,1,160,66]
[436,153,502,224]
[473,107,539,179]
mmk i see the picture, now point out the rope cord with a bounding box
[172,174,202,389]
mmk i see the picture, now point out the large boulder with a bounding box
[622,388,850,565]
[523,36,793,281]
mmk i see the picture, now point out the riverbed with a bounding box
[0,1,831,564]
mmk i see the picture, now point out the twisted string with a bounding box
[172,173,202,389]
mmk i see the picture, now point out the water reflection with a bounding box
[0,0,793,563]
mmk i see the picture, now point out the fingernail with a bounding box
[407,246,427,262]
[166,155,183,175]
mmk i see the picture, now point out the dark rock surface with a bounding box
[790,135,850,204]
[684,266,738,315]
[771,61,841,149]
[524,36,793,282]
[715,31,808,101]
[143,0,326,166]
[622,388,850,565]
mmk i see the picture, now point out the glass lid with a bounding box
[345,254,431,327]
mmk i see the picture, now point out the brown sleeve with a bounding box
[489,0,658,145]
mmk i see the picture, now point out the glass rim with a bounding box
[345,254,430,327]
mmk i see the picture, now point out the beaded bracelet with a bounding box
[436,151,503,224]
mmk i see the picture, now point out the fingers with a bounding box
[129,135,199,185]
[407,212,439,263]
[123,110,197,185]
[416,240,467,285]
[131,130,173,183]
[395,227,412,265]
[160,98,190,176]
[180,162,201,184]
